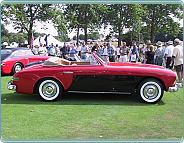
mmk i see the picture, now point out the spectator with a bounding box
[81,41,89,60]
[38,43,45,56]
[55,44,61,57]
[139,43,145,63]
[102,42,109,61]
[61,42,70,59]
[107,43,115,62]
[145,45,155,64]
[164,41,174,69]
[116,46,120,62]
[155,41,165,66]
[70,44,78,57]
[172,38,183,87]
[119,42,129,63]
[48,43,56,56]
[97,45,104,56]
[130,41,138,63]
[32,45,39,55]
[91,42,99,52]
[142,40,151,63]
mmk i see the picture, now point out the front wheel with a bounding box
[137,79,163,103]
[38,79,62,101]
[12,63,23,74]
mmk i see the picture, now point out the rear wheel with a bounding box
[38,79,62,101]
[12,63,23,74]
[137,78,163,103]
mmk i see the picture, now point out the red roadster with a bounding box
[1,48,50,74]
[8,52,178,103]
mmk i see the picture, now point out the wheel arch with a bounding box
[136,76,166,91]
[33,77,64,94]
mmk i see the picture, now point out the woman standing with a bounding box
[145,45,155,64]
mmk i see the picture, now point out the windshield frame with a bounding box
[93,52,107,66]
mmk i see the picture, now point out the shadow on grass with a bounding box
[1,92,165,106]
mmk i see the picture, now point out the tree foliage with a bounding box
[142,4,183,43]
[1,4,53,45]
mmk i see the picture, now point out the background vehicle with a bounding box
[1,48,50,74]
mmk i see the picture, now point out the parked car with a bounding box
[8,52,178,103]
[1,48,50,74]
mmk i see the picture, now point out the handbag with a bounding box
[131,54,136,62]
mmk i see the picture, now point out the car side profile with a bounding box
[8,52,178,103]
[1,48,50,74]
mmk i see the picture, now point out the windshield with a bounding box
[95,52,108,65]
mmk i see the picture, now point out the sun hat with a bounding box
[174,38,180,43]
[156,41,162,46]
[167,41,173,45]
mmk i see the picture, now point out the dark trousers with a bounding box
[166,57,172,69]
[109,55,115,62]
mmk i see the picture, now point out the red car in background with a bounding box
[1,48,50,74]
[8,52,178,103]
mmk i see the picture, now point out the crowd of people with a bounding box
[31,38,183,87]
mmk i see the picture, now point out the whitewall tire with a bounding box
[38,79,62,101]
[137,79,163,103]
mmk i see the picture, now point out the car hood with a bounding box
[106,62,165,69]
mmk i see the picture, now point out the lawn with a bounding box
[1,75,183,140]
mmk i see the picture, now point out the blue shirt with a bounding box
[70,49,78,57]
[132,45,138,54]
[48,46,56,56]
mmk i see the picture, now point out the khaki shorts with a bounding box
[175,64,183,72]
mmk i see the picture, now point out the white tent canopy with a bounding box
[33,35,64,47]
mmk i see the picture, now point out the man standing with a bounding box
[91,42,99,52]
[164,41,174,69]
[130,41,138,63]
[48,43,56,56]
[107,43,115,62]
[119,42,129,63]
[172,38,183,87]
[155,41,165,66]
[81,41,89,60]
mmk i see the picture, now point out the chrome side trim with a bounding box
[64,72,73,74]
[68,91,131,94]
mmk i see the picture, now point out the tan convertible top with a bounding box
[43,57,71,66]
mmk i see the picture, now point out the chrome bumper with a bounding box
[7,80,16,91]
[168,84,178,92]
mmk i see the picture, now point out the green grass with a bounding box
[1,75,183,139]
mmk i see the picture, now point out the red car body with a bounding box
[1,48,50,74]
[9,52,177,103]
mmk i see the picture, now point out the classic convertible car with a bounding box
[1,48,50,74]
[8,52,178,103]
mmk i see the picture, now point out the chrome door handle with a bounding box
[64,72,73,74]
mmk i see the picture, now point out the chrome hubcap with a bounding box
[42,83,57,98]
[143,85,158,99]
[15,65,22,73]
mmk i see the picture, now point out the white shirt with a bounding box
[116,47,120,55]
[172,45,183,66]
[164,45,174,57]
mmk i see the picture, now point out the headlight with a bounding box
[1,63,5,66]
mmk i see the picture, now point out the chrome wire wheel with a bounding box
[138,79,163,103]
[38,79,61,101]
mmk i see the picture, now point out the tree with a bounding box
[1,4,53,45]
[64,4,107,45]
[142,4,183,43]
[106,4,143,46]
